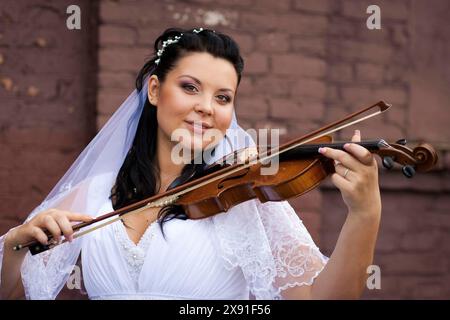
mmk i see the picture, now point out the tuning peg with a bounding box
[382,156,395,169]
[402,165,415,178]
[396,138,407,145]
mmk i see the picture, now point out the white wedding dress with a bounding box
[82,198,250,300]
[81,197,329,300]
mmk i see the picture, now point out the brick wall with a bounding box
[318,0,450,299]
[1,0,449,299]
[0,0,98,299]
[96,0,450,299]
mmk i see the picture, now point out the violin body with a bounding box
[17,101,440,255]
[178,136,335,219]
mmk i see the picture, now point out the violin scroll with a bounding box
[376,139,438,178]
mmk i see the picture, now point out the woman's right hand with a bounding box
[7,209,93,247]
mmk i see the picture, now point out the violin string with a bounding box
[256,109,385,164]
[28,105,387,250]
[115,108,387,218]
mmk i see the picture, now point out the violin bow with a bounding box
[14,100,391,254]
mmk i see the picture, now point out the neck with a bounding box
[156,128,184,183]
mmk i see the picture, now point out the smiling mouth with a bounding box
[184,120,212,133]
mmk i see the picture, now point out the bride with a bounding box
[0,27,381,300]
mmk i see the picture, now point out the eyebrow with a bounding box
[177,75,235,93]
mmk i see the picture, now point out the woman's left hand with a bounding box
[318,129,381,219]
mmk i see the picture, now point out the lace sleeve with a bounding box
[258,200,329,297]
[0,173,114,299]
[212,199,329,300]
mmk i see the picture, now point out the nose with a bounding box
[194,96,213,116]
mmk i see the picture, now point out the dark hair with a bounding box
[109,27,244,238]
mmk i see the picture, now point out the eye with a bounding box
[217,95,232,104]
[182,84,198,92]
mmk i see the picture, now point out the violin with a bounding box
[15,101,438,255]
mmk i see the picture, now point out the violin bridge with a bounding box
[146,194,179,207]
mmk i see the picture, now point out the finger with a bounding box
[343,142,374,166]
[319,147,360,171]
[351,129,361,143]
[31,226,49,245]
[41,215,62,243]
[53,215,75,242]
[65,212,94,222]
[334,164,353,181]
[330,172,352,191]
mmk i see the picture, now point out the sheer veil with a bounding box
[0,71,328,300]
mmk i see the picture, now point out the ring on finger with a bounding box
[343,168,349,178]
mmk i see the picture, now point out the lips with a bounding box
[184,120,212,129]
[184,120,213,134]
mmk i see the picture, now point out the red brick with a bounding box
[0,219,21,236]
[329,63,353,83]
[98,71,136,90]
[383,64,408,84]
[385,103,406,128]
[268,98,300,120]
[328,17,357,37]
[293,0,332,14]
[240,13,278,32]
[422,212,450,229]
[380,173,447,193]
[296,189,322,212]
[356,63,384,84]
[100,1,165,24]
[270,98,324,123]
[340,85,372,105]
[291,37,326,57]
[272,54,326,78]
[235,96,268,121]
[354,22,390,44]
[291,79,327,100]
[253,77,291,97]
[380,252,446,275]
[99,47,150,72]
[190,0,252,7]
[297,210,322,245]
[372,87,408,106]
[96,114,112,131]
[400,230,441,251]
[97,89,134,115]
[381,276,444,299]
[434,194,450,213]
[322,103,351,124]
[408,103,450,143]
[190,8,239,29]
[243,52,269,75]
[358,120,404,141]
[391,24,409,47]
[137,27,163,47]
[229,33,255,54]
[236,76,253,95]
[253,0,291,11]
[99,25,137,46]
[331,40,394,64]
[277,14,328,37]
[375,230,401,253]
[256,33,290,53]
[325,85,339,101]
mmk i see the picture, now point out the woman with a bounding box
[0,27,381,300]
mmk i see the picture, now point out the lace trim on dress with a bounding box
[212,199,329,300]
[89,292,224,300]
[113,221,157,287]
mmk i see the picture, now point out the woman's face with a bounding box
[148,52,237,156]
